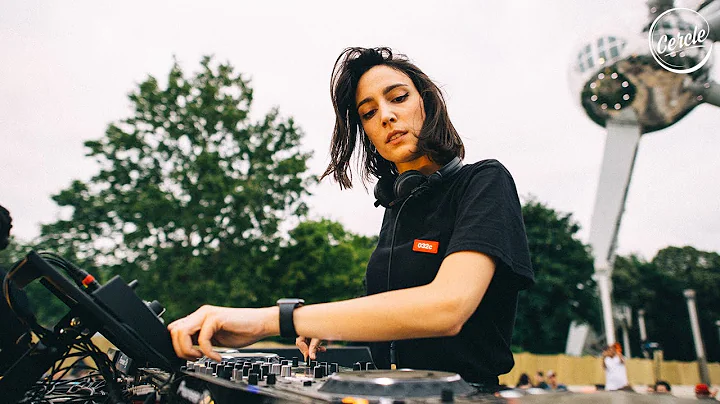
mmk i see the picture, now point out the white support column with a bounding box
[638,309,649,358]
[594,269,617,345]
[638,309,647,342]
[621,305,632,358]
[684,289,711,385]
[588,110,642,346]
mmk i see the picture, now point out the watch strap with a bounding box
[278,299,303,339]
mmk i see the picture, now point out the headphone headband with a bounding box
[374,157,463,208]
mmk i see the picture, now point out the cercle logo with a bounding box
[648,7,713,74]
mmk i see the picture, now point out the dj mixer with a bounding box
[172,352,497,403]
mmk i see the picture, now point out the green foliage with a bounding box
[613,246,720,361]
[37,56,314,321]
[513,199,601,353]
[269,219,377,305]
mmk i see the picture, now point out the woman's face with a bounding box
[355,65,425,169]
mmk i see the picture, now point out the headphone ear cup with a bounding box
[394,170,427,201]
[374,175,397,208]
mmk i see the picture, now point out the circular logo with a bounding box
[648,7,713,74]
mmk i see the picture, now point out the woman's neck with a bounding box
[396,155,441,175]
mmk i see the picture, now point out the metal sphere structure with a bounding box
[566,0,720,354]
[569,30,714,134]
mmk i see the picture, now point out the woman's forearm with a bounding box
[266,251,495,342]
[292,285,463,341]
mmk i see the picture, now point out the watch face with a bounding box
[277,298,304,305]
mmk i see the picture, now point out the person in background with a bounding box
[647,380,671,394]
[695,384,719,400]
[515,373,532,389]
[602,344,628,391]
[546,370,568,392]
[534,371,549,389]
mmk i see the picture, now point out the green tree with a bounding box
[613,247,720,361]
[38,56,314,320]
[513,199,601,353]
[270,219,377,305]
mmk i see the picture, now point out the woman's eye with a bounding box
[362,110,376,120]
[393,93,409,102]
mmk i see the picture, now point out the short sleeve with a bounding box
[445,160,534,289]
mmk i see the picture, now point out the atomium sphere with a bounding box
[568,29,714,134]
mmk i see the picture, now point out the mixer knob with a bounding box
[261,364,270,378]
[365,362,376,370]
[292,357,299,367]
[314,365,324,378]
[266,373,277,385]
[441,388,454,402]
[353,362,363,371]
[232,368,241,381]
[281,360,291,366]
[271,364,281,375]
[219,365,233,379]
[242,365,251,377]
[248,373,259,385]
[280,365,292,377]
[252,363,261,375]
[330,363,339,374]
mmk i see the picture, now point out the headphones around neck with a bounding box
[373,157,463,208]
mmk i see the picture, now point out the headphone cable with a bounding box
[386,193,418,370]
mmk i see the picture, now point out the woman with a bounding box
[168,47,534,392]
[602,344,628,391]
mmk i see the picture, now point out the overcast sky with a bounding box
[1,0,718,261]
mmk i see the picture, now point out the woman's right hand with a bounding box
[296,336,326,360]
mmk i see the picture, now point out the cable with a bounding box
[18,332,127,404]
[385,188,426,370]
[38,252,101,292]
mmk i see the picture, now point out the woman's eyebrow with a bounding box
[356,83,409,109]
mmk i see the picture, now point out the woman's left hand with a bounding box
[167,305,278,361]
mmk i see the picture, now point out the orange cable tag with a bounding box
[412,239,439,254]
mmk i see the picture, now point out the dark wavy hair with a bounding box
[321,47,464,189]
[0,204,11,250]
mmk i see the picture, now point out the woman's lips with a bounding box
[387,131,407,145]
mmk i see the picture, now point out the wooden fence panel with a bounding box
[499,353,719,387]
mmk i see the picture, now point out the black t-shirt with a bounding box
[365,159,534,384]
